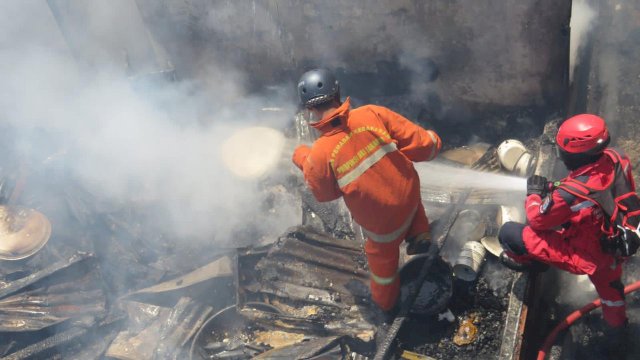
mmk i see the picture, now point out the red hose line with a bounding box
[537,279,640,360]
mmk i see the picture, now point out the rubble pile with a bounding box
[190,227,378,359]
[398,258,514,359]
[0,167,258,359]
[532,243,640,360]
[0,115,533,360]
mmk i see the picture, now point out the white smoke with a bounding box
[570,0,597,82]
[396,23,437,99]
[0,0,300,245]
[416,162,527,193]
[483,259,513,298]
[555,272,598,308]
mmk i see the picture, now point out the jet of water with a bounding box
[415,161,527,193]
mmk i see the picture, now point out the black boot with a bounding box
[499,251,530,272]
[383,303,400,324]
[406,233,432,255]
[370,302,400,327]
[603,320,629,359]
[499,252,549,273]
[530,261,550,273]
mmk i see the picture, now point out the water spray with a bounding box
[221,127,530,200]
[415,162,527,194]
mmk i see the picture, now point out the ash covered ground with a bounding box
[544,256,640,360]
[398,257,515,359]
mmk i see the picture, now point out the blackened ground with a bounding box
[396,256,513,359]
[528,256,640,360]
[552,300,640,360]
[551,255,640,360]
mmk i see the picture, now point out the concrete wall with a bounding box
[136,1,571,111]
[46,0,571,142]
[571,0,640,139]
[568,0,640,185]
[47,0,173,76]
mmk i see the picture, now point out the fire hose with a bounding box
[374,189,471,360]
[537,279,640,360]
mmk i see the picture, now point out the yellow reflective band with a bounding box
[371,271,397,286]
[336,142,396,188]
[330,126,391,161]
[363,206,418,243]
[336,137,389,174]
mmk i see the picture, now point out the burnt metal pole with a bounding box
[0,326,88,360]
[374,189,471,360]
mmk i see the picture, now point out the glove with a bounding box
[406,232,432,255]
[526,175,548,197]
[292,145,311,170]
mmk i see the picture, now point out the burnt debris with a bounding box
[0,127,531,360]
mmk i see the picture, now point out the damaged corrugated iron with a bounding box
[0,140,534,360]
[0,252,105,332]
[237,227,376,337]
[106,297,218,360]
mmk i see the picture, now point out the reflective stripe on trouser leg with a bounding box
[362,206,417,243]
[589,263,627,327]
[370,276,400,312]
[365,236,404,311]
[405,201,430,240]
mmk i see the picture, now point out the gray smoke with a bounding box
[0,0,300,245]
[555,272,598,308]
[570,0,597,82]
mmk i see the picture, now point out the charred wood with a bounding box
[0,326,88,360]
[0,252,93,300]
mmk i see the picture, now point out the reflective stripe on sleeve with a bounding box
[363,206,417,243]
[601,299,625,307]
[336,142,397,188]
[570,201,595,212]
[426,130,439,160]
[371,272,397,286]
[527,201,541,209]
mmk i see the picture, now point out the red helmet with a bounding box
[556,114,610,154]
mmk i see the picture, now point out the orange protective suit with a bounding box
[292,97,442,310]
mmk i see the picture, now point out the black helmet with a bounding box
[297,69,340,108]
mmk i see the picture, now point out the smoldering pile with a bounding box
[0,121,537,360]
[0,161,295,359]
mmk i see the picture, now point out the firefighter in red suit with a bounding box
[499,114,633,352]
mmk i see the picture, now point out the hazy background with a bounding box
[0,0,301,248]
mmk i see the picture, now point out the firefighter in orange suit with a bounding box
[291,69,442,312]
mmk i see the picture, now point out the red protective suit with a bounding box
[292,97,441,310]
[502,150,634,327]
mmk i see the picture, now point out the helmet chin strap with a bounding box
[560,151,604,170]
